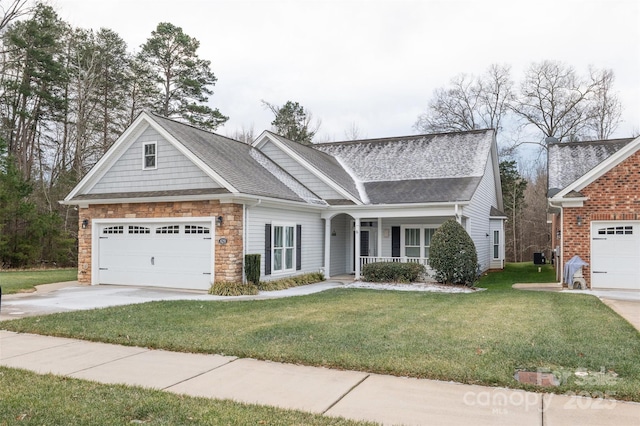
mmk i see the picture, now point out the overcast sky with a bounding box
[52,0,640,146]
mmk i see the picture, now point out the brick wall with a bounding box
[562,149,640,287]
[77,200,243,285]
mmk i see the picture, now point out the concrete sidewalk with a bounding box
[2,331,639,425]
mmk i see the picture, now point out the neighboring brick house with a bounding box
[548,136,640,290]
[63,111,506,291]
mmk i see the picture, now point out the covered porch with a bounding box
[322,204,467,279]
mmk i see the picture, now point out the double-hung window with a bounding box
[493,230,500,259]
[273,224,295,272]
[404,228,421,257]
[143,142,157,170]
[401,226,438,259]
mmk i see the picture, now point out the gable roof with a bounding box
[314,129,495,204]
[256,132,363,204]
[548,138,635,192]
[65,112,316,204]
[65,113,500,209]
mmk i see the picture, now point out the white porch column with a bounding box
[324,218,331,278]
[377,217,382,257]
[354,218,361,279]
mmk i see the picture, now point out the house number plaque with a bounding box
[218,238,228,245]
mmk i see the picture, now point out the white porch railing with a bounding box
[360,256,430,269]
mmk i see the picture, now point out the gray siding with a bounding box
[465,155,499,272]
[89,127,219,194]
[246,205,324,280]
[260,140,344,200]
[329,214,349,275]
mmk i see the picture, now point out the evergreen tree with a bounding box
[263,100,319,145]
[139,22,227,130]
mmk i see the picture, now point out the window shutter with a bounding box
[296,224,302,270]
[264,224,272,275]
[391,226,401,257]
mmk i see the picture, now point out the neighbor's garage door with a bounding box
[98,222,213,290]
[591,222,640,290]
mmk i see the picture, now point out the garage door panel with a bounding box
[98,222,213,290]
[591,222,640,290]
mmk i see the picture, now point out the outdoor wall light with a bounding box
[577,215,583,226]
[556,230,561,239]
[216,216,223,227]
[81,219,89,229]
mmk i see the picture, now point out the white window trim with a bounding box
[142,141,157,170]
[493,230,500,260]
[272,222,296,274]
[400,225,439,259]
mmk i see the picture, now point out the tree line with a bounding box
[0,1,226,267]
[414,62,627,262]
[0,1,633,268]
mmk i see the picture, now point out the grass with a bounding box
[3,263,640,401]
[0,268,77,294]
[0,367,373,425]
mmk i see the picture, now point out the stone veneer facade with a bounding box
[560,149,640,288]
[77,200,243,285]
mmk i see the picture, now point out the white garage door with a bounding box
[98,222,213,290]
[591,222,640,290]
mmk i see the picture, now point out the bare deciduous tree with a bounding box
[586,68,622,140]
[0,0,29,34]
[512,60,600,147]
[227,124,255,144]
[414,64,514,134]
[344,121,366,140]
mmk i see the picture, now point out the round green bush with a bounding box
[429,219,479,286]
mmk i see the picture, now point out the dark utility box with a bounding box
[533,252,546,265]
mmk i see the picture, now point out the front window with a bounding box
[273,225,295,272]
[405,228,420,257]
[143,142,157,170]
[424,228,436,258]
[402,226,437,259]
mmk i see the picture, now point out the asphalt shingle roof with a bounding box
[151,114,307,203]
[267,132,362,203]
[314,129,494,204]
[547,138,634,191]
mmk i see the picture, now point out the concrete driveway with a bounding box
[0,281,344,321]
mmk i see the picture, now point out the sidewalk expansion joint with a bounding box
[160,356,239,391]
[321,373,370,415]
[68,347,152,376]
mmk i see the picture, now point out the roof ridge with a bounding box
[315,128,494,146]
[549,137,635,147]
[147,111,251,148]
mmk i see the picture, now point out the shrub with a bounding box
[244,254,261,285]
[361,262,425,283]
[209,281,258,296]
[257,272,325,291]
[429,219,479,286]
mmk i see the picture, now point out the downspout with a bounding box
[549,200,563,284]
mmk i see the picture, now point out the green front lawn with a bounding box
[3,263,640,401]
[0,367,372,425]
[0,268,77,294]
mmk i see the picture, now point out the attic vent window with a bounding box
[143,142,157,170]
